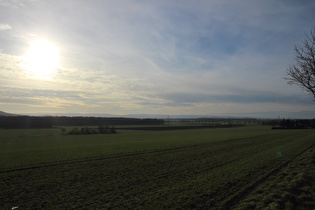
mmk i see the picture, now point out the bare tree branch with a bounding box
[285,26,315,99]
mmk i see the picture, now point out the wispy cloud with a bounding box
[0,23,12,30]
[0,0,315,117]
[0,85,106,112]
[158,91,313,105]
[0,0,25,8]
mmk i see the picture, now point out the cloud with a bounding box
[158,91,313,105]
[0,23,12,30]
[0,0,25,7]
[0,0,315,117]
[0,86,102,108]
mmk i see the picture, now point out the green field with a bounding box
[1,126,314,209]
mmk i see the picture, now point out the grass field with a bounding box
[0,125,314,209]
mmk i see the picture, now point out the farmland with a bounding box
[1,125,315,209]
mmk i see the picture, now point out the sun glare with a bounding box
[23,39,59,78]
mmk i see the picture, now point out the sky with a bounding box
[1,0,315,118]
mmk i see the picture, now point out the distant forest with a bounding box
[0,116,165,129]
[265,119,315,129]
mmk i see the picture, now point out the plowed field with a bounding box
[1,126,314,209]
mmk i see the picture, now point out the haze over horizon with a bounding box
[1,0,315,119]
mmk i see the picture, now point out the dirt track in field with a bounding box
[1,129,314,209]
[231,143,315,209]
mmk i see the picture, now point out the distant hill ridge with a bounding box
[2,110,314,119]
[0,111,19,116]
[0,111,255,119]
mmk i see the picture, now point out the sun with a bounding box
[23,39,59,78]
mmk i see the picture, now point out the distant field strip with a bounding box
[0,126,314,209]
[0,131,302,173]
[116,124,240,130]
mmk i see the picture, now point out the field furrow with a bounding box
[0,126,314,209]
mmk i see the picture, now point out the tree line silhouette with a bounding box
[66,125,117,135]
[269,119,315,129]
[0,116,165,129]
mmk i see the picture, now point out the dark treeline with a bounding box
[117,124,243,131]
[67,125,117,135]
[168,117,258,123]
[266,119,315,129]
[0,116,165,129]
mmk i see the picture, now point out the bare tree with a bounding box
[285,27,315,98]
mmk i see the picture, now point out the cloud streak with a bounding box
[158,91,313,105]
[0,0,315,118]
[0,23,12,30]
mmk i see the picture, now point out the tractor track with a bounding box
[219,142,315,209]
[0,138,241,174]
[0,132,298,174]
[1,130,313,209]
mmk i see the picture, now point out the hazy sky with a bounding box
[1,0,315,118]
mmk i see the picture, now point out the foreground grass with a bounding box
[0,126,314,209]
[235,143,315,209]
[0,126,273,170]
